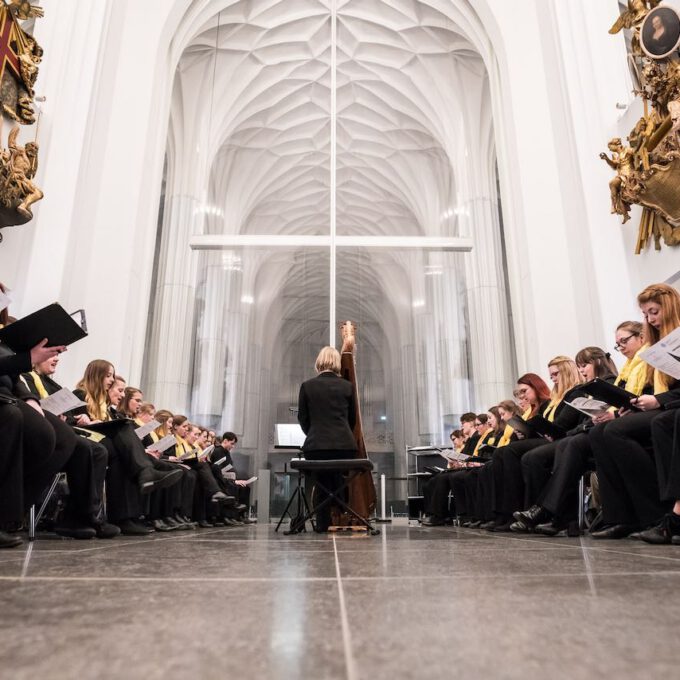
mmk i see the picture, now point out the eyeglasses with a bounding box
[474,422,482,428]
[614,333,638,352]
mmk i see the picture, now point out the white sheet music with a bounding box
[40,388,86,416]
[640,327,680,380]
[134,419,160,440]
[567,397,610,418]
[147,434,176,453]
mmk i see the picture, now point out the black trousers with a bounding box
[102,437,144,523]
[426,471,454,518]
[591,411,667,526]
[149,462,196,519]
[651,409,680,502]
[304,449,356,530]
[0,398,57,525]
[493,439,545,516]
[450,469,474,518]
[520,441,558,510]
[541,428,601,520]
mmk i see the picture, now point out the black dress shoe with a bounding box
[117,519,154,536]
[421,517,446,527]
[0,531,22,549]
[468,520,482,528]
[509,520,530,533]
[137,468,183,495]
[639,514,680,545]
[55,524,97,540]
[163,516,182,529]
[513,505,551,530]
[211,492,236,506]
[198,520,214,528]
[152,519,174,532]
[535,520,567,537]
[491,520,514,532]
[93,522,121,539]
[590,524,634,539]
[479,520,496,530]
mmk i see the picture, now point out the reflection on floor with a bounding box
[1,521,680,679]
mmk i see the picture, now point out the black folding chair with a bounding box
[279,458,380,536]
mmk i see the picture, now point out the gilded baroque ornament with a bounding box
[604,1,680,252]
[0,0,43,237]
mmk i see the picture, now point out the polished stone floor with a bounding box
[1,521,680,679]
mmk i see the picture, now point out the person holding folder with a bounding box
[590,284,680,539]
[21,352,119,538]
[73,360,182,535]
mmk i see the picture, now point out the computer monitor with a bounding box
[275,423,306,447]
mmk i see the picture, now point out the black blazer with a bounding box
[297,372,357,452]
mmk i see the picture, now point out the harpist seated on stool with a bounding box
[297,346,357,532]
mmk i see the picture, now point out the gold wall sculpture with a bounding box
[604,1,680,252]
[0,0,43,236]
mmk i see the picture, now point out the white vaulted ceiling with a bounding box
[173,0,485,240]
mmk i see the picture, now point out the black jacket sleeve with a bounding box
[298,383,310,434]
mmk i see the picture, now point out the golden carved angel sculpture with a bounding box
[609,0,659,35]
[600,138,638,223]
[7,1,44,21]
[0,125,43,221]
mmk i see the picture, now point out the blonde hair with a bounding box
[637,283,680,387]
[75,359,114,421]
[547,355,583,403]
[315,346,341,374]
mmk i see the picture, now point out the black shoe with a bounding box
[235,504,247,512]
[198,520,214,528]
[222,517,240,526]
[468,520,482,528]
[590,524,634,539]
[93,522,121,539]
[672,534,680,546]
[421,517,446,527]
[163,516,182,529]
[509,520,530,533]
[0,531,22,549]
[211,492,236,506]
[152,519,174,532]
[137,468,183,495]
[535,520,567,537]
[117,519,154,536]
[55,524,97,540]
[491,520,514,532]
[513,505,551,530]
[479,520,496,530]
[639,514,680,545]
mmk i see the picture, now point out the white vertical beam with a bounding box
[329,0,337,348]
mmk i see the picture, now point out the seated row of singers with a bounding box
[0,286,252,548]
[421,282,680,546]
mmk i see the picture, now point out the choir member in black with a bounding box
[511,347,617,534]
[485,373,552,531]
[496,357,583,532]
[591,284,680,539]
[453,410,505,528]
[212,432,252,524]
[0,328,65,548]
[21,352,119,538]
[170,415,233,528]
[645,399,680,544]
[421,413,481,526]
[143,410,198,529]
[73,360,182,535]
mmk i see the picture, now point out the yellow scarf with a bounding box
[29,371,48,399]
[543,399,560,423]
[175,436,194,459]
[149,430,160,443]
[473,429,493,456]
[497,424,514,447]
[522,406,533,420]
[615,346,648,396]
